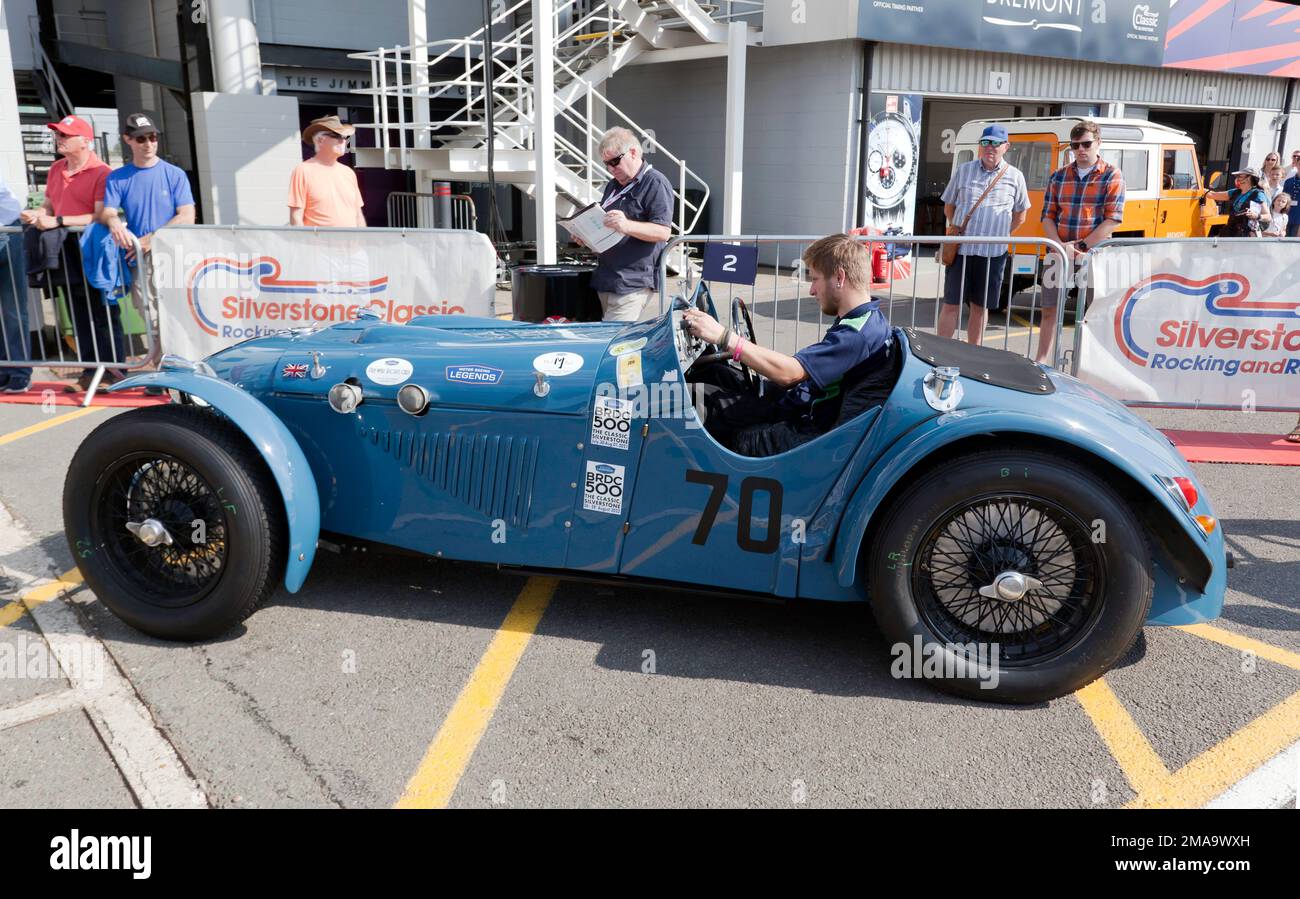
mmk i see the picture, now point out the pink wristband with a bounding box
[732,337,746,362]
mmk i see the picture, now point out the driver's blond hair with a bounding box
[802,234,870,291]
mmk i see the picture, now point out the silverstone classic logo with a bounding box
[1114,273,1300,377]
[186,256,466,338]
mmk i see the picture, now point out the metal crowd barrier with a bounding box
[657,234,1077,371]
[0,224,158,408]
[386,191,478,231]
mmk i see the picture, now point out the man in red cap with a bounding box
[22,115,110,231]
[20,114,117,390]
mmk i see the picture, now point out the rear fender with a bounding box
[108,372,320,593]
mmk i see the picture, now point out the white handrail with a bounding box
[348,0,721,233]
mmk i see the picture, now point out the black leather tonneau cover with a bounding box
[901,328,1055,395]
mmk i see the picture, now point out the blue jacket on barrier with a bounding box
[78,222,132,304]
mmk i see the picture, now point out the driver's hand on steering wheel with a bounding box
[682,307,726,346]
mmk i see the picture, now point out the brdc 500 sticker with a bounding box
[366,357,414,385]
[591,396,632,450]
[583,461,625,515]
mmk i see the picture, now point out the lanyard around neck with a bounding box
[603,164,652,209]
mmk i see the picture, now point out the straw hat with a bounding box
[301,115,356,145]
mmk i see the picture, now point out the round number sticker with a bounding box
[533,351,584,376]
[365,357,414,386]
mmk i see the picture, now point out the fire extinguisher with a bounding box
[871,242,888,283]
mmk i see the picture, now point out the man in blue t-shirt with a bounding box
[99,112,195,316]
[682,234,894,457]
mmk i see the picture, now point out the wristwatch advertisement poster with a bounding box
[864,92,923,235]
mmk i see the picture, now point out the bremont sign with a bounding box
[857,0,1170,66]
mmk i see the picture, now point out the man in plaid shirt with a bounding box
[1038,120,1125,365]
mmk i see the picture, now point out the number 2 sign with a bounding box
[702,242,759,286]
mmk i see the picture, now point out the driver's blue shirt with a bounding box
[783,301,891,428]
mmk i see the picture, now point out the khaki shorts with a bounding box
[1040,253,1091,311]
[597,288,655,322]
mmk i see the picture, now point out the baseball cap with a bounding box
[980,124,1009,143]
[123,112,160,138]
[47,114,93,140]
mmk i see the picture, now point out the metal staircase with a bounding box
[350,1,761,230]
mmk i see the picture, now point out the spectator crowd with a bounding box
[0,112,368,395]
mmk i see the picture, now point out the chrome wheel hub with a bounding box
[978,570,1045,602]
[126,518,174,547]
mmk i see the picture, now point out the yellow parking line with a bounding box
[394,576,557,808]
[0,568,84,628]
[1125,690,1300,809]
[1075,678,1171,797]
[1175,622,1300,672]
[0,407,100,446]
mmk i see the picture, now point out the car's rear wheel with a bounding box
[868,449,1152,703]
[63,405,285,640]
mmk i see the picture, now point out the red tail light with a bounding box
[1172,476,1198,510]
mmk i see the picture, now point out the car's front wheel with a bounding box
[868,449,1152,703]
[63,405,285,640]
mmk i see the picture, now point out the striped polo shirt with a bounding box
[940,159,1030,257]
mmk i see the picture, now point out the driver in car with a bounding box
[682,234,894,457]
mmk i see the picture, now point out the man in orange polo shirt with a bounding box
[288,115,366,227]
[19,114,119,390]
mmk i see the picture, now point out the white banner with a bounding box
[151,226,496,360]
[1079,241,1300,410]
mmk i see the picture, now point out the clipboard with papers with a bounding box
[558,203,624,253]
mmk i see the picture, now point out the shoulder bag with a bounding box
[942,164,1008,266]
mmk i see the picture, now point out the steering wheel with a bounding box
[691,296,757,392]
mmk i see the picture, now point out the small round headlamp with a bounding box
[397,383,430,416]
[328,382,363,414]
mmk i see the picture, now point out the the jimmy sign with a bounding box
[1079,241,1300,410]
[151,226,496,359]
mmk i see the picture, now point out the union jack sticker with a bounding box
[281,363,309,378]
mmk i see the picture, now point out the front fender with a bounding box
[108,372,320,593]
[832,408,1218,596]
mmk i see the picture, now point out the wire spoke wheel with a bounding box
[93,452,229,609]
[912,493,1105,666]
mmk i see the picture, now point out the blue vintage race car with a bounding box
[63,287,1227,703]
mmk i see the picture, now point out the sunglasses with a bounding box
[602,152,625,169]
[1070,139,1095,150]
[131,134,159,143]
[978,139,1004,147]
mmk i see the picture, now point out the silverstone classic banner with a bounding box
[151,226,496,359]
[1079,241,1300,409]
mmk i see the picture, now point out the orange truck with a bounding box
[950,117,1226,278]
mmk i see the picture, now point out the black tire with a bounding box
[868,449,1152,703]
[63,405,286,640]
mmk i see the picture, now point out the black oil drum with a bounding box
[511,264,603,323]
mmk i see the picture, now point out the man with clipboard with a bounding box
[574,128,674,322]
